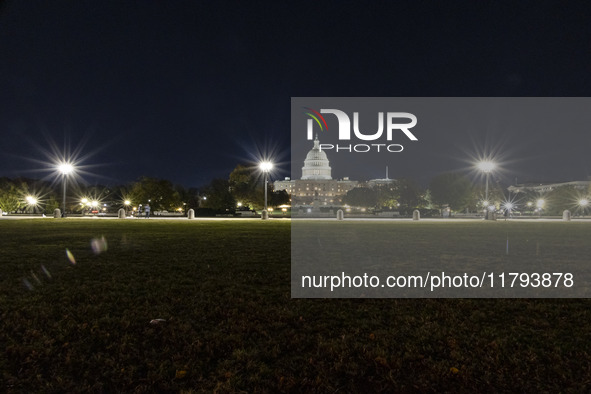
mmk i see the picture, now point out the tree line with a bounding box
[341,172,590,216]
[1,170,588,216]
[0,164,290,215]
[0,176,203,214]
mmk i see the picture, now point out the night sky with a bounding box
[1,1,590,187]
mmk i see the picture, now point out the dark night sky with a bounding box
[1,1,590,187]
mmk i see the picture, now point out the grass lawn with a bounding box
[1,219,591,392]
[291,220,591,297]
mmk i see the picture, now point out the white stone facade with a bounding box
[274,136,357,205]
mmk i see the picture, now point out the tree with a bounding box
[202,179,236,212]
[471,179,505,211]
[128,177,182,211]
[228,164,264,209]
[184,187,203,211]
[546,185,583,215]
[375,185,399,208]
[0,183,22,213]
[395,178,425,209]
[428,172,474,211]
[44,196,59,213]
[269,189,290,207]
[343,187,378,208]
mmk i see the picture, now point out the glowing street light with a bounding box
[24,195,39,214]
[476,161,496,174]
[58,163,74,175]
[259,161,273,218]
[477,160,496,200]
[259,161,273,172]
[25,195,37,205]
[579,198,589,207]
[477,160,496,219]
[536,199,545,209]
[502,201,515,218]
[57,161,75,217]
[58,162,74,174]
[123,200,131,215]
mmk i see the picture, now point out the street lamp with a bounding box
[259,161,273,219]
[477,160,496,201]
[25,195,37,213]
[477,160,496,219]
[58,162,74,217]
[578,198,589,218]
[502,201,515,218]
[536,199,545,217]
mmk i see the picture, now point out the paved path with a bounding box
[0,215,286,221]
[2,215,589,223]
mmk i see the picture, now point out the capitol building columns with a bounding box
[274,135,357,206]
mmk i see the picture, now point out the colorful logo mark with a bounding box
[303,107,328,132]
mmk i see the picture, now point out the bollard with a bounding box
[337,209,344,220]
[563,210,571,221]
[118,208,126,219]
[0,209,3,217]
[188,209,195,219]
[261,210,269,220]
[53,208,61,218]
[413,209,420,220]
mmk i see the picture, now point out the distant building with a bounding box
[367,166,397,188]
[508,179,591,193]
[273,135,358,205]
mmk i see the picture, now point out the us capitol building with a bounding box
[274,135,358,206]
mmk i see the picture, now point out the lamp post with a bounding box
[477,160,496,219]
[25,196,37,214]
[536,199,545,217]
[259,161,273,219]
[579,198,589,217]
[58,162,74,217]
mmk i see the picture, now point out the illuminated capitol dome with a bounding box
[274,135,357,206]
[301,135,332,180]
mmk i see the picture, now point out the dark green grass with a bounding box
[1,219,591,392]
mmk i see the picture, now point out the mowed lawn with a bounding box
[2,219,591,392]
